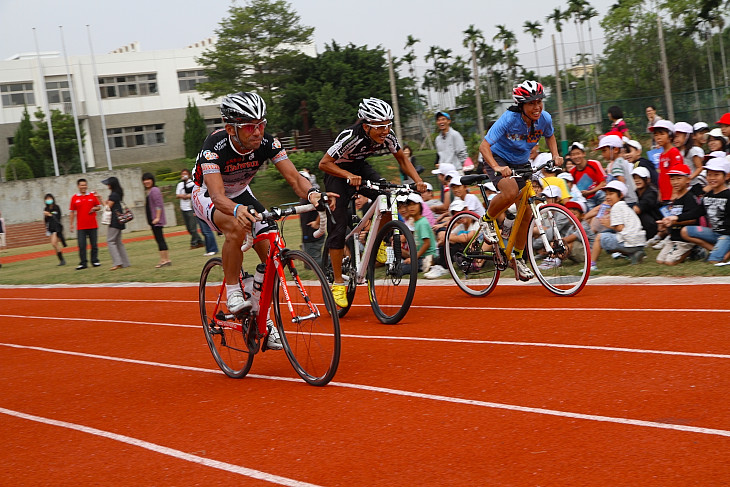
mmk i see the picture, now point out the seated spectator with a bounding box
[650,120,685,202]
[591,180,647,270]
[599,134,637,205]
[631,166,662,239]
[693,122,710,148]
[717,113,730,139]
[707,128,728,155]
[665,157,730,263]
[400,193,437,275]
[534,153,571,203]
[655,164,700,265]
[568,141,607,210]
[449,176,485,217]
[674,122,705,193]
[558,171,587,205]
[623,139,658,186]
[564,200,596,255]
[429,163,457,214]
[424,198,467,279]
[422,182,444,216]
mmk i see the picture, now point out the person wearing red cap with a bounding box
[656,164,701,265]
[717,113,730,139]
[650,120,684,202]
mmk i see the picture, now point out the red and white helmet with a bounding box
[512,80,545,105]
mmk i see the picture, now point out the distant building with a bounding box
[0,38,316,172]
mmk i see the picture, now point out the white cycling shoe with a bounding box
[227,290,252,315]
[266,319,283,350]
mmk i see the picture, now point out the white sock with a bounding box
[226,284,240,298]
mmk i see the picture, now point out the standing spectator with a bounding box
[142,173,171,268]
[434,111,468,174]
[102,177,131,270]
[197,219,219,257]
[176,168,205,250]
[624,139,658,186]
[650,120,684,202]
[69,178,102,270]
[607,106,629,137]
[598,134,637,205]
[631,166,662,239]
[656,164,700,265]
[568,141,606,210]
[666,158,730,263]
[0,210,5,252]
[646,105,663,147]
[43,194,66,266]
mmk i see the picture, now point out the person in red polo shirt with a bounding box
[650,120,684,202]
[568,141,607,210]
[69,178,102,270]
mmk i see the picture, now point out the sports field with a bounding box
[2,278,729,485]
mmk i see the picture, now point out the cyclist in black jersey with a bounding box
[192,92,333,348]
[319,97,427,307]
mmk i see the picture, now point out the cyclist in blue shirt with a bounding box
[478,80,563,281]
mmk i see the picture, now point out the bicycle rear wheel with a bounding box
[273,250,341,386]
[322,236,357,318]
[366,220,418,324]
[199,258,254,378]
[527,203,590,296]
[444,211,500,297]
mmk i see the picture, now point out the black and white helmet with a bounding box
[220,92,267,123]
[357,97,394,122]
[512,80,545,105]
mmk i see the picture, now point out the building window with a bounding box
[98,73,158,99]
[1,82,35,107]
[46,80,71,104]
[178,69,208,92]
[107,124,166,149]
[205,117,224,132]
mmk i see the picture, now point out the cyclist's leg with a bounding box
[357,162,391,234]
[484,155,521,219]
[323,173,355,284]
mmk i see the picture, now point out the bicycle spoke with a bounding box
[445,211,500,296]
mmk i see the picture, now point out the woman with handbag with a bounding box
[142,172,171,268]
[43,193,67,266]
[102,177,131,270]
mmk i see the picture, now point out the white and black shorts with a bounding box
[192,186,275,236]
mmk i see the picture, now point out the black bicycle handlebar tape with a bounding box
[460,174,489,185]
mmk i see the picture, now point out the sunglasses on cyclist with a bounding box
[235,119,267,135]
[365,122,393,131]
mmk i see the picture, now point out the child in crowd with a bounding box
[563,200,595,266]
[568,141,607,210]
[398,193,437,275]
[558,171,587,205]
[651,120,685,202]
[631,166,662,240]
[674,122,705,193]
[591,180,647,270]
[706,129,728,155]
[598,134,637,205]
[449,176,485,217]
[623,139,658,186]
[664,157,730,264]
[425,198,467,279]
[655,164,700,265]
[534,186,572,269]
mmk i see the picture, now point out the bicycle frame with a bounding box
[345,192,399,284]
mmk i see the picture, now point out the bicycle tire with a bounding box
[322,236,357,318]
[444,211,500,297]
[199,258,254,378]
[366,220,418,324]
[273,250,341,386]
[527,203,590,296]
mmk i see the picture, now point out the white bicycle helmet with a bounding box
[357,97,394,122]
[220,92,267,123]
[512,80,545,105]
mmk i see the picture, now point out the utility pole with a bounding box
[387,50,403,142]
[656,17,674,120]
[469,40,485,135]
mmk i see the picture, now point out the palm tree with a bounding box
[546,8,570,79]
[494,24,517,92]
[476,41,502,100]
[580,5,600,90]
[424,45,442,108]
[523,20,544,81]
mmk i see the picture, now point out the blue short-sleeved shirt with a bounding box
[484,109,554,164]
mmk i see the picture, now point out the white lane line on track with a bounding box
[0,407,321,487]
[1,298,729,313]
[2,314,730,360]
[2,342,730,439]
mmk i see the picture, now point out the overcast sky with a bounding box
[1,0,615,72]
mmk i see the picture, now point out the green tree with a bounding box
[5,157,34,181]
[523,20,544,81]
[183,99,208,159]
[30,108,83,176]
[9,107,37,175]
[195,0,314,126]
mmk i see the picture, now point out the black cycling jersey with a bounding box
[327,122,400,164]
[192,128,289,198]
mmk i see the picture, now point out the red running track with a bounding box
[1,282,729,485]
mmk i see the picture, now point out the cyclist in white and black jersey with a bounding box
[192,92,331,348]
[319,97,426,307]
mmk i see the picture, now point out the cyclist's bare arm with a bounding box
[545,134,564,167]
[319,153,361,187]
[277,157,337,209]
[479,139,512,177]
[393,149,427,192]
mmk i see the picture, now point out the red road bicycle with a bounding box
[199,202,341,386]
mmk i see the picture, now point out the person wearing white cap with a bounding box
[622,139,658,186]
[450,176,486,217]
[650,119,685,201]
[630,166,662,240]
[598,134,638,205]
[399,192,438,275]
[655,163,701,265]
[673,122,705,188]
[591,180,647,270]
[662,157,730,263]
[478,80,563,281]
[558,171,587,205]
[568,141,607,210]
[707,128,729,154]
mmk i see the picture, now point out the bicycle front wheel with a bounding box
[273,250,341,386]
[366,220,418,324]
[527,203,590,296]
[444,211,500,297]
[199,258,254,378]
